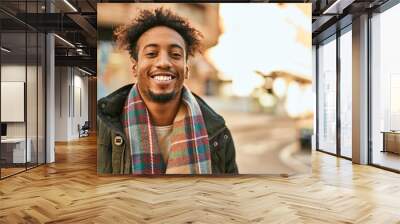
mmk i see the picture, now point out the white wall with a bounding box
[1,65,26,140]
[1,65,35,138]
[55,67,89,141]
[70,72,89,139]
[1,63,46,164]
[55,67,69,141]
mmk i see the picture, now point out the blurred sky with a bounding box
[207,4,311,96]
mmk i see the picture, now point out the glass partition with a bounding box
[0,1,46,179]
[38,32,45,165]
[27,31,38,169]
[1,30,28,177]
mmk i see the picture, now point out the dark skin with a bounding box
[132,26,189,126]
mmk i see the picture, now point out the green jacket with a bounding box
[97,84,239,174]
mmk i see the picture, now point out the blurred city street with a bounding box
[217,110,311,174]
[223,113,311,174]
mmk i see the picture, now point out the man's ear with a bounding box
[185,65,189,79]
[131,59,138,77]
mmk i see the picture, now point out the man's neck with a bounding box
[141,91,182,126]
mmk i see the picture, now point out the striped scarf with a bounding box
[122,84,212,174]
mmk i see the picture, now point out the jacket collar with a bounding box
[97,84,226,137]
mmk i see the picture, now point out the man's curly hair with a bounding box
[114,7,203,60]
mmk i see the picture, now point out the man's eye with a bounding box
[171,53,182,58]
[146,52,157,57]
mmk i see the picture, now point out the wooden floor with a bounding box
[0,167,26,178]
[0,135,400,223]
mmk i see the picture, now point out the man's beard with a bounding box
[148,90,177,103]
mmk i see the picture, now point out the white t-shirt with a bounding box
[154,103,187,163]
[154,125,173,163]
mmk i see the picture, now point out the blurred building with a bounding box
[254,70,313,118]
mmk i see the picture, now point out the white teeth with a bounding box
[154,75,172,81]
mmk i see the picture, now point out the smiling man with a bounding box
[97,8,238,175]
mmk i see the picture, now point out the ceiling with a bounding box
[311,0,390,44]
[0,0,97,74]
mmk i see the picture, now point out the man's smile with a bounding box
[150,72,177,85]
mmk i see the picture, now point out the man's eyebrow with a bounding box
[143,44,159,50]
[142,43,184,51]
[169,44,184,51]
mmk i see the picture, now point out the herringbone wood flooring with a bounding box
[1,135,399,223]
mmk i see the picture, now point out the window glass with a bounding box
[371,3,400,171]
[318,36,337,154]
[340,29,352,158]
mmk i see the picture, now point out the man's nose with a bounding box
[155,52,172,69]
